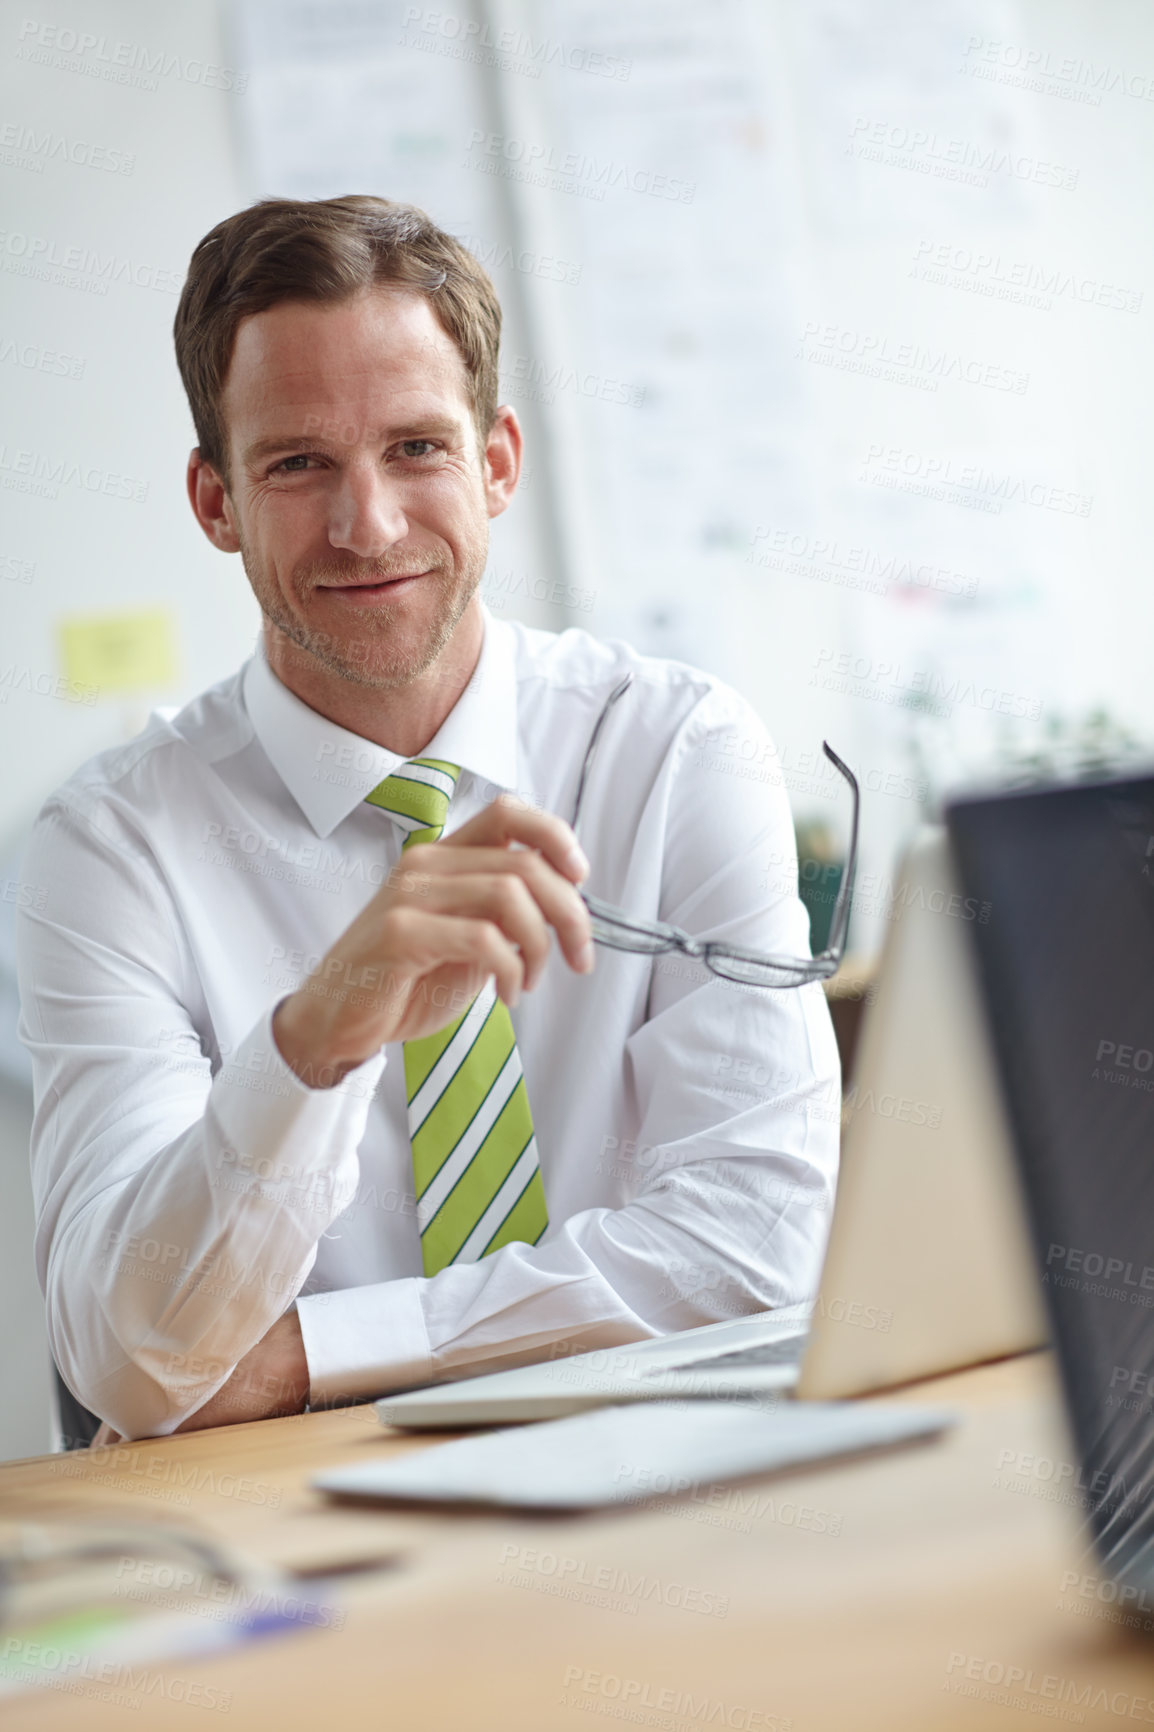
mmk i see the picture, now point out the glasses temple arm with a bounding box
[571,671,635,840]
[812,741,860,962]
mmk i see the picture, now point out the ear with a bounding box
[481,406,523,521]
[187,449,242,553]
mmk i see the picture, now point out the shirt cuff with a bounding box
[210,1005,387,1208]
[297,1278,432,1406]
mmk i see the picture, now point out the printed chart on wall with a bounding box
[229,0,503,228]
[496,0,806,672]
[788,0,1100,836]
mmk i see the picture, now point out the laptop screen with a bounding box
[947,775,1154,1588]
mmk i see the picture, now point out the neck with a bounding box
[263,595,485,756]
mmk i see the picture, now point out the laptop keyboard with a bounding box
[664,1335,807,1373]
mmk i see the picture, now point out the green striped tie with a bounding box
[366,757,549,1276]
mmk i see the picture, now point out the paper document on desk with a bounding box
[314,1399,955,1510]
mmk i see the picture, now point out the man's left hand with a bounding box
[89,1307,309,1446]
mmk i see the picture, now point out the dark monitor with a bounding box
[947,774,1154,1591]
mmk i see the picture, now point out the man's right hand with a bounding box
[271,795,595,1087]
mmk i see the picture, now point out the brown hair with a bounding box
[173,194,502,478]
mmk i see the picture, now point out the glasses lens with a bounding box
[706,952,823,987]
[589,911,674,953]
[583,893,683,954]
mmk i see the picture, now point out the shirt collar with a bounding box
[242,603,520,839]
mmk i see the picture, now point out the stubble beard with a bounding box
[241,540,483,691]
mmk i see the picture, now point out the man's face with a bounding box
[214,287,510,690]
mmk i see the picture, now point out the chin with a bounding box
[310,630,452,690]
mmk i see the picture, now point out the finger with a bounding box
[391,856,592,982]
[278,904,537,1076]
[388,871,549,990]
[472,874,552,988]
[446,794,591,883]
[389,960,500,1045]
[377,906,530,1009]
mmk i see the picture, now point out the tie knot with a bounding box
[366,757,461,846]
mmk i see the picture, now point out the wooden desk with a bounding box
[3,1353,1153,1729]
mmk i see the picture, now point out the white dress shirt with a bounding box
[16,603,840,1439]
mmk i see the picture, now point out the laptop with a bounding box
[948,771,1154,1602]
[369,828,1046,1428]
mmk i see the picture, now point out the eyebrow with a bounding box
[241,418,465,465]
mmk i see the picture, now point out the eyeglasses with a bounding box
[0,1517,339,1696]
[570,673,859,988]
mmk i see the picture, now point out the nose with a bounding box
[328,459,408,558]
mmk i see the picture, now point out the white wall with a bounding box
[1,2,257,845]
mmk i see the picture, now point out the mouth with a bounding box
[319,570,431,599]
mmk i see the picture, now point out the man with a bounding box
[16,195,840,1443]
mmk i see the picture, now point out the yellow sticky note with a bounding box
[58,609,179,695]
